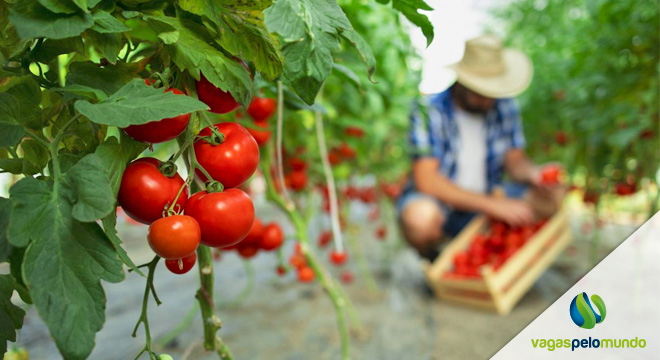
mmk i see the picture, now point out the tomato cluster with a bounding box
[224,218,284,258]
[289,244,315,283]
[328,143,357,166]
[282,156,309,192]
[116,73,272,275]
[444,219,547,279]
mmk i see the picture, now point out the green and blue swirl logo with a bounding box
[570,292,607,329]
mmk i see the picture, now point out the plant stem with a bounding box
[195,246,222,350]
[314,101,344,253]
[275,80,294,210]
[132,256,161,360]
[261,145,354,360]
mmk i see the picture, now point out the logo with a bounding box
[570,292,607,329]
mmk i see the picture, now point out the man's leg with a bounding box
[400,198,446,261]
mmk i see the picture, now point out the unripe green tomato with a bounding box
[3,348,29,360]
[159,354,174,360]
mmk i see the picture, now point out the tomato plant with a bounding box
[0,0,434,358]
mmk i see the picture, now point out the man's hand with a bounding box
[483,197,535,227]
[531,163,565,199]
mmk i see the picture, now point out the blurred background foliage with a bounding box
[491,0,659,204]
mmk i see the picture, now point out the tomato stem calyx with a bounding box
[206,181,225,193]
[158,161,178,178]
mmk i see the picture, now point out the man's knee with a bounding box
[400,199,445,248]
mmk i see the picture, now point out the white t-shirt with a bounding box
[453,104,488,194]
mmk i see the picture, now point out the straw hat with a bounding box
[449,34,533,98]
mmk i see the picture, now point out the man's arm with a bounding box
[413,158,534,226]
[504,148,538,184]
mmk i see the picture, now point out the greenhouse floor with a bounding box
[17,200,639,360]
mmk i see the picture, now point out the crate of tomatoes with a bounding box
[424,205,571,315]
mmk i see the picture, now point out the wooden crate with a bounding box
[423,206,572,315]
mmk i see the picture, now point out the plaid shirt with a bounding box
[409,87,526,192]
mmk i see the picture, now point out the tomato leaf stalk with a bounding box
[132,256,162,360]
[275,81,295,211]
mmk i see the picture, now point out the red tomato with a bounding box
[555,131,568,146]
[247,121,271,146]
[491,221,508,236]
[338,143,356,159]
[340,271,354,284]
[328,151,341,166]
[247,96,276,121]
[329,250,348,265]
[196,62,250,114]
[194,122,259,188]
[276,265,287,276]
[375,226,386,240]
[344,126,365,138]
[148,215,200,259]
[639,129,655,140]
[237,246,259,258]
[260,223,284,251]
[165,253,197,275]
[287,157,307,171]
[285,170,308,191]
[359,188,376,203]
[505,232,524,250]
[583,191,599,205]
[318,231,332,248]
[615,182,636,196]
[297,266,315,283]
[453,252,469,269]
[184,189,255,248]
[381,183,402,199]
[241,218,265,247]
[540,165,562,185]
[124,83,190,143]
[289,253,306,269]
[118,158,188,224]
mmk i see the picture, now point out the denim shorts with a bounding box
[396,182,528,238]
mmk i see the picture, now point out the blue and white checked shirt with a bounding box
[409,86,526,192]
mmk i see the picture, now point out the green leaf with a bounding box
[265,0,353,104]
[29,37,85,63]
[75,78,209,127]
[0,94,25,147]
[95,135,146,196]
[36,0,80,15]
[0,158,23,174]
[87,30,123,63]
[9,0,94,40]
[178,0,284,80]
[63,154,115,222]
[146,15,253,106]
[0,274,26,355]
[0,77,45,129]
[0,197,11,262]
[52,84,108,101]
[66,60,137,95]
[340,30,376,81]
[20,139,48,175]
[8,177,124,360]
[91,11,131,33]
[389,0,434,46]
[0,2,32,62]
[102,212,144,276]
